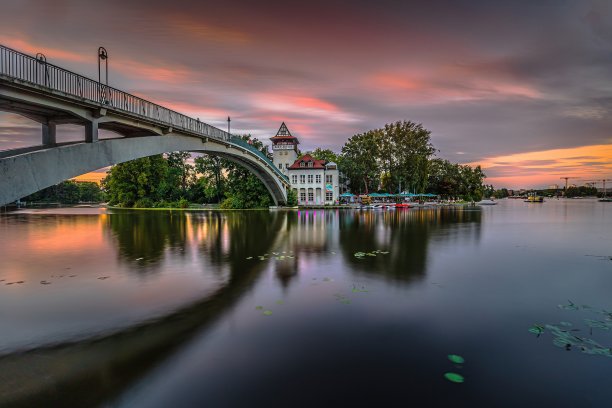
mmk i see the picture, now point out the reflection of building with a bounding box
[270,123,340,205]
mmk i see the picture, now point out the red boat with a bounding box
[394,203,411,208]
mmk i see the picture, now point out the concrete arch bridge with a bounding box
[0,44,290,206]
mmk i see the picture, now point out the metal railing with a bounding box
[0,44,288,183]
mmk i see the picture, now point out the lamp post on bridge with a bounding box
[98,47,108,85]
[227,116,231,137]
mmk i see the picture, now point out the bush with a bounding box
[177,198,189,208]
[133,197,154,208]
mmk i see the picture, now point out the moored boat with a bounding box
[476,199,498,205]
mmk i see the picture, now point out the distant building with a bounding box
[548,184,559,190]
[270,123,340,205]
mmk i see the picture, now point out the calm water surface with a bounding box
[0,200,611,407]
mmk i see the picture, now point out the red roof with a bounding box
[288,154,326,170]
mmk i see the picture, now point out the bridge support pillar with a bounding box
[85,119,98,143]
[42,120,56,146]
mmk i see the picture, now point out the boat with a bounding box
[476,199,498,205]
[394,203,411,208]
[600,198,612,202]
[525,194,544,203]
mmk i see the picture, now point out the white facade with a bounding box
[288,163,340,206]
[272,144,298,176]
[270,123,340,206]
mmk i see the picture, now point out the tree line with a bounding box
[307,121,486,201]
[103,135,280,208]
[24,120,488,208]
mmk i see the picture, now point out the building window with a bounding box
[300,190,306,202]
[308,162,313,168]
[300,162,305,167]
[308,175,313,183]
[292,175,297,184]
[316,175,321,183]
[285,163,289,168]
[326,175,333,183]
[308,189,314,202]
[300,175,305,184]
[326,191,333,201]
[278,163,282,169]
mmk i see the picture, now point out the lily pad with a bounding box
[276,300,284,305]
[447,354,465,364]
[528,325,544,335]
[255,306,263,310]
[558,300,579,311]
[444,373,464,383]
[263,310,272,316]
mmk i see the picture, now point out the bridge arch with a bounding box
[0,134,288,206]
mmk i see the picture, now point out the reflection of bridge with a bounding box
[0,44,289,206]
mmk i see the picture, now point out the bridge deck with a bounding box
[0,44,288,183]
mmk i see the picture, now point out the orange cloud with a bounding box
[0,36,87,63]
[368,69,542,102]
[468,144,612,188]
[252,93,357,123]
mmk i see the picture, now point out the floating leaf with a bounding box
[447,354,465,364]
[528,325,544,335]
[276,300,284,305]
[255,306,263,310]
[584,319,611,330]
[444,373,464,383]
[263,310,272,316]
[558,300,579,311]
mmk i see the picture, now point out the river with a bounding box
[0,199,611,407]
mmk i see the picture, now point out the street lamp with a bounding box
[227,116,231,136]
[98,47,108,85]
[35,53,48,86]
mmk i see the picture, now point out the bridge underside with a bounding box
[0,135,288,206]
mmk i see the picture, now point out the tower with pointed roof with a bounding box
[270,122,300,175]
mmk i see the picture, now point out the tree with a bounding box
[102,155,169,207]
[340,130,380,194]
[309,148,341,165]
[165,151,195,199]
[194,155,226,203]
[221,135,274,208]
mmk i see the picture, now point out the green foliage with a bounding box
[309,147,341,165]
[22,180,103,204]
[565,186,598,198]
[194,154,225,203]
[493,188,510,199]
[341,129,381,194]
[426,158,486,201]
[102,155,168,207]
[286,189,298,206]
[340,121,436,194]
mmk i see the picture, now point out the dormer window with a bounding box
[308,161,313,168]
[300,162,305,167]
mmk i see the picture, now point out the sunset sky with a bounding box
[0,0,611,188]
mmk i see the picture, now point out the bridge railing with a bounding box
[0,44,229,141]
[229,136,288,182]
[0,44,288,184]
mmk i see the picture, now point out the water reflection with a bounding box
[0,207,484,407]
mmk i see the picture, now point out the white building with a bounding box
[270,123,340,205]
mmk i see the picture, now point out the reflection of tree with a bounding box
[106,210,189,273]
[0,211,284,407]
[338,208,482,282]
